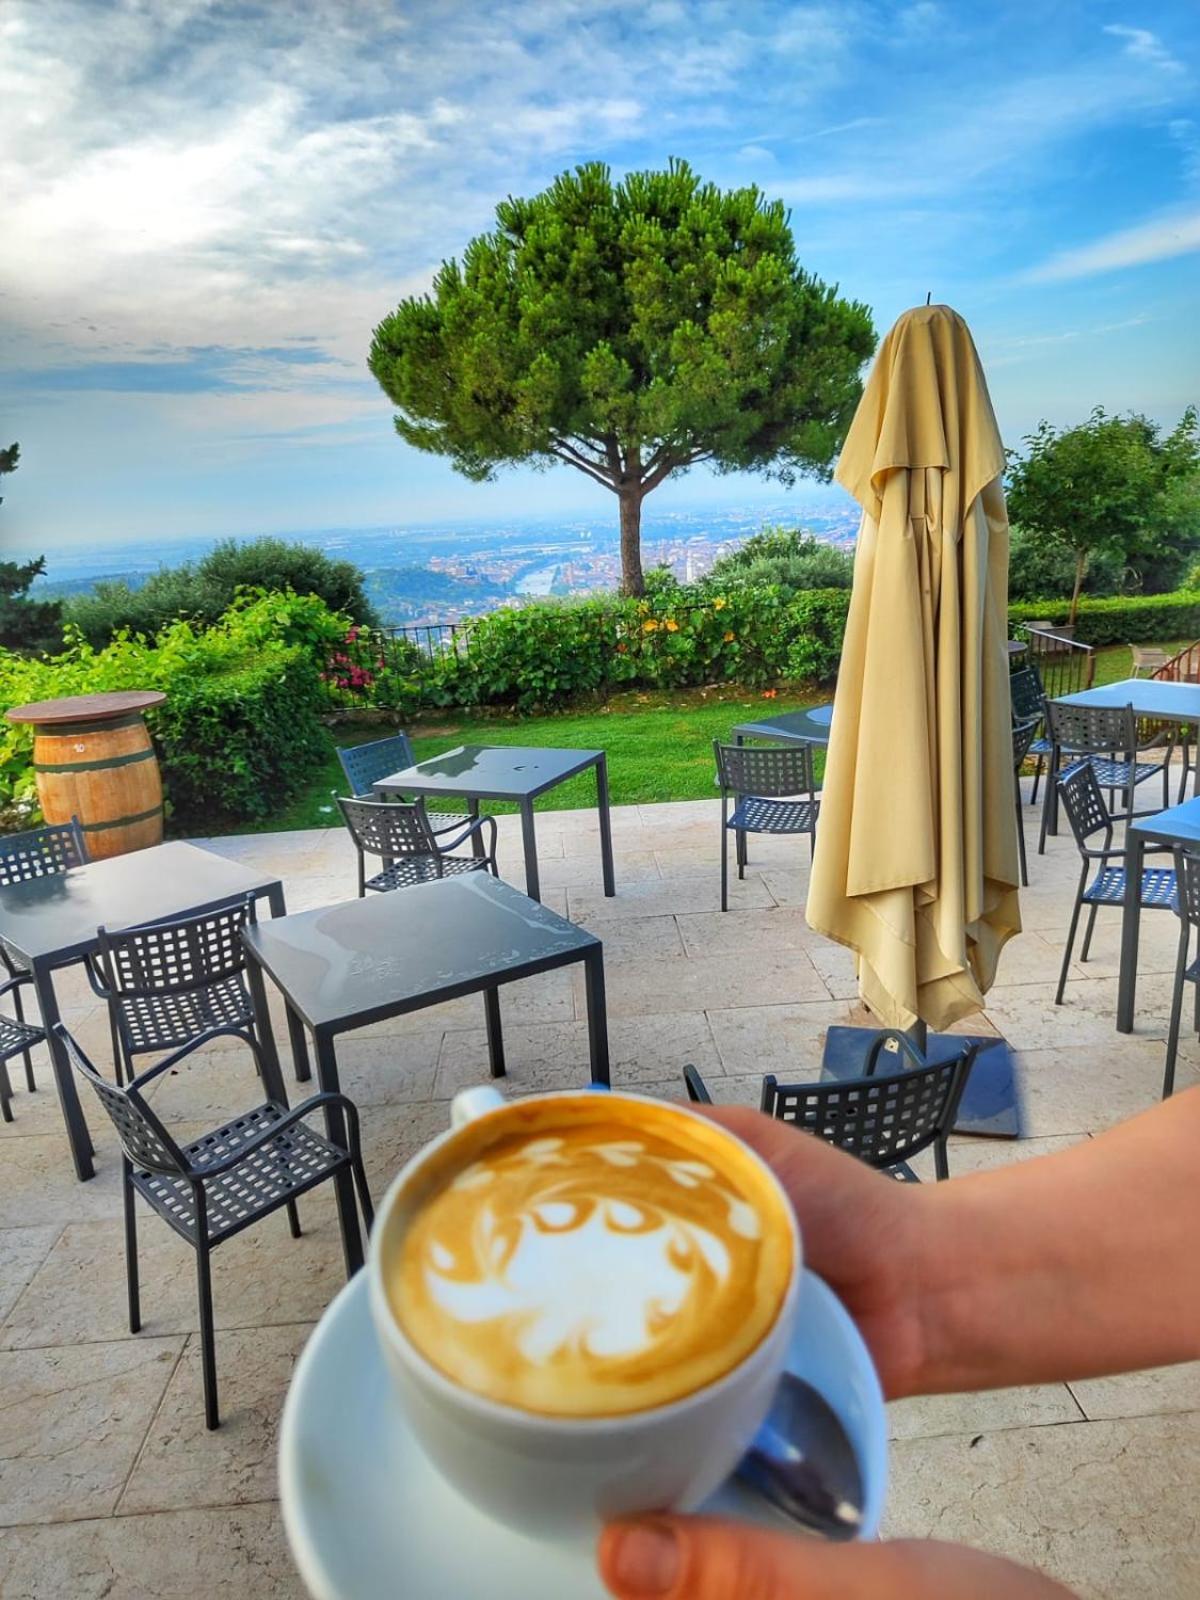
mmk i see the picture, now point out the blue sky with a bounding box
[1,0,1198,552]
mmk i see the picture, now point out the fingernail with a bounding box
[607,1521,681,1596]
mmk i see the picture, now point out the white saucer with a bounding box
[280,1268,888,1600]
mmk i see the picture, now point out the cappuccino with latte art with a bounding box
[389,1096,795,1417]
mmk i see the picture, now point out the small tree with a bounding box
[1006,408,1200,622]
[709,526,854,592]
[369,161,876,594]
[0,444,65,654]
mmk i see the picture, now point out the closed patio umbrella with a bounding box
[807,304,1021,1034]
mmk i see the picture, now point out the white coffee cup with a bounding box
[367,1086,802,1541]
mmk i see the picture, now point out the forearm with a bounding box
[911,1088,1200,1396]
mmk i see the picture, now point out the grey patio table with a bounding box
[1047,678,1200,836]
[373,744,615,904]
[731,704,834,748]
[1118,794,1200,1033]
[0,840,295,1181]
[242,876,610,1131]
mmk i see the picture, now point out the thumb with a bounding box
[598,1516,1078,1600]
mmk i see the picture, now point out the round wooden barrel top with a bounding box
[6,690,167,726]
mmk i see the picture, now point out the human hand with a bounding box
[598,1516,1077,1599]
[696,1106,933,1398]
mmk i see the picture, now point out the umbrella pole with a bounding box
[905,1020,928,1054]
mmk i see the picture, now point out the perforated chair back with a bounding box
[1056,762,1112,852]
[1045,700,1135,758]
[336,734,415,798]
[337,795,438,861]
[760,1046,975,1177]
[97,897,255,1000]
[55,1023,187,1176]
[1172,848,1200,930]
[1013,716,1041,769]
[0,818,88,885]
[714,741,816,798]
[1009,666,1046,724]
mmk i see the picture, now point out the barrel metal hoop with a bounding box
[34,747,157,775]
[33,713,147,736]
[78,804,164,834]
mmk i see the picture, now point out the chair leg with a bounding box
[1163,922,1190,1099]
[0,1057,12,1122]
[1056,891,1086,1005]
[933,1136,949,1182]
[333,1167,365,1278]
[1030,754,1044,806]
[196,1240,220,1429]
[736,819,747,879]
[350,1153,375,1232]
[1080,903,1100,963]
[1015,789,1028,888]
[122,1160,141,1334]
[720,824,729,913]
[285,1197,302,1238]
[1038,748,1059,855]
[11,985,36,1092]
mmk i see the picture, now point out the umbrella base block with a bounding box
[820,1026,1021,1140]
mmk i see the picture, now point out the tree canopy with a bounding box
[709,525,854,592]
[1006,407,1200,622]
[369,160,876,593]
[0,444,66,655]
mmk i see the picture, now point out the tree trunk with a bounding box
[1069,549,1087,626]
[619,488,645,596]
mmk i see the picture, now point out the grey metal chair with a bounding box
[336,734,470,836]
[1054,762,1177,1006]
[713,740,820,912]
[0,819,89,1096]
[683,1032,975,1182]
[1012,716,1041,888]
[337,796,498,896]
[1010,665,1054,804]
[1162,846,1200,1099]
[1039,700,1173,854]
[89,896,271,1087]
[0,974,46,1122]
[54,1021,373,1429]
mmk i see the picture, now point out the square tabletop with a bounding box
[1056,678,1200,721]
[243,873,600,1033]
[731,704,834,746]
[1129,794,1200,847]
[0,840,280,966]
[374,744,602,802]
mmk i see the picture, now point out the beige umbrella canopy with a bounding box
[806,304,1021,1032]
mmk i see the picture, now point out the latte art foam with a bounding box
[391,1099,794,1416]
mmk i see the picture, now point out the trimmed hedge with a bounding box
[1009,591,1200,648]
[0,592,338,832]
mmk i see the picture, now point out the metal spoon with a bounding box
[734,1372,865,1540]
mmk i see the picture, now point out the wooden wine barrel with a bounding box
[6,691,167,860]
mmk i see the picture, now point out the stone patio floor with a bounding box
[1,788,1198,1597]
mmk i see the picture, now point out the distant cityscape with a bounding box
[29,498,861,630]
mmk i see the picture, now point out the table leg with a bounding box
[262,883,311,1082]
[313,1030,364,1275]
[1117,832,1145,1033]
[243,952,289,1106]
[483,987,506,1078]
[31,957,95,1182]
[595,755,616,898]
[519,799,541,902]
[583,948,610,1087]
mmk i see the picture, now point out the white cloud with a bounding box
[1103,24,1185,76]
[1025,209,1200,282]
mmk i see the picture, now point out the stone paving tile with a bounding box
[1,1130,126,1227]
[433,1010,722,1098]
[887,1383,1084,1441]
[120,1322,313,1513]
[534,849,661,888]
[1015,1041,1196,1138]
[584,947,830,1019]
[883,1413,1200,1600]
[0,1227,62,1324]
[568,871,775,921]
[1069,1361,1200,1422]
[589,913,685,962]
[1,1207,349,1350]
[707,999,855,1076]
[0,1502,306,1599]
[675,906,823,957]
[982,980,1154,1050]
[0,1337,182,1525]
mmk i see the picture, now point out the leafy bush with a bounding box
[1008,524,1124,603]
[0,591,338,831]
[1009,591,1200,647]
[708,526,855,593]
[65,536,377,645]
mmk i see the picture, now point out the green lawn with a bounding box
[236,641,1179,836]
